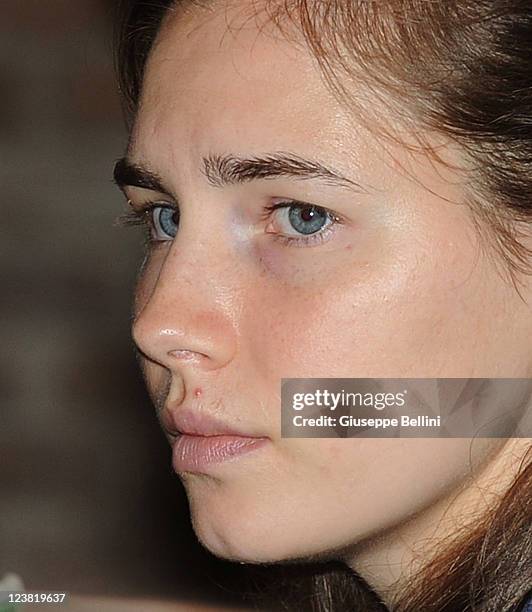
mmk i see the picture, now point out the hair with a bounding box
[113,1,532,610]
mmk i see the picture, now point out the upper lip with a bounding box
[161,405,263,438]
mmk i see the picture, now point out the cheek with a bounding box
[243,252,473,382]
[294,438,493,544]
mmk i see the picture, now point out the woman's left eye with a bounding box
[264,201,341,246]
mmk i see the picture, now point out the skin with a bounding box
[119,1,532,604]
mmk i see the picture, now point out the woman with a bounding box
[113,1,531,610]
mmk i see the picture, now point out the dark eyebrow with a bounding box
[113,158,170,194]
[202,152,366,192]
[113,152,366,195]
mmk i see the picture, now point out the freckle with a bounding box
[194,387,202,398]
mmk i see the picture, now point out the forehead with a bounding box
[130,2,370,169]
[143,3,312,104]
[129,1,463,202]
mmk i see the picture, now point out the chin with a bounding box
[187,493,288,563]
[183,482,351,566]
[191,515,349,568]
[183,490,286,564]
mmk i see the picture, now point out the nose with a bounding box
[132,242,238,375]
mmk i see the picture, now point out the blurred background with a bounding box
[0,2,266,607]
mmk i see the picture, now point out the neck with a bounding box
[344,438,530,608]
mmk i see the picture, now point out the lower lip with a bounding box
[172,434,269,473]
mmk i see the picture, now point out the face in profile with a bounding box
[120,0,532,575]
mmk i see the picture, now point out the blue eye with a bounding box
[262,200,341,247]
[270,202,334,239]
[287,205,329,235]
[152,205,179,240]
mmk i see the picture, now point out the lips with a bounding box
[160,404,270,473]
[172,434,269,472]
[162,405,257,438]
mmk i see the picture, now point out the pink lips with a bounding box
[163,408,269,473]
[172,434,268,472]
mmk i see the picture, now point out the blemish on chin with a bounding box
[194,387,202,398]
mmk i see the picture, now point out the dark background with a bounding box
[0,2,266,606]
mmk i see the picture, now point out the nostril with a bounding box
[169,349,202,361]
[161,329,184,337]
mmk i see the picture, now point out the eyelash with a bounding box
[115,202,166,244]
[116,200,343,247]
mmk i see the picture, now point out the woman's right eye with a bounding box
[151,205,179,241]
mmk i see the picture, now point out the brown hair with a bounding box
[114,1,532,610]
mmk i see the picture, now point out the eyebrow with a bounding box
[202,152,365,192]
[113,152,365,194]
[113,158,169,194]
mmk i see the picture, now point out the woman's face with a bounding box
[123,3,532,567]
